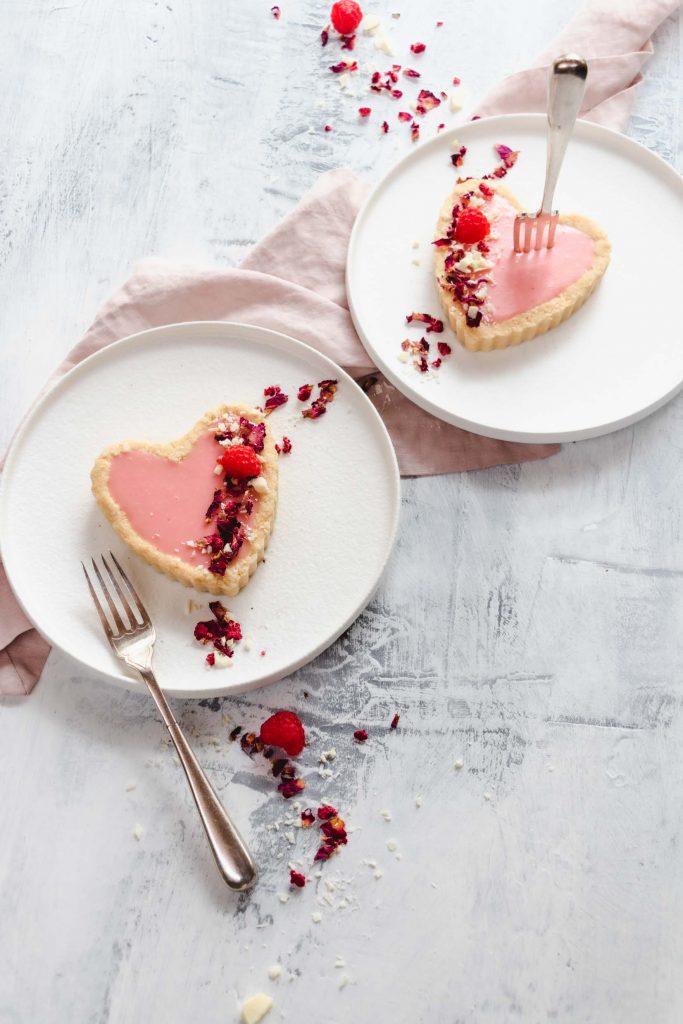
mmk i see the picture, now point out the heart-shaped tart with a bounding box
[434,180,611,352]
[91,404,278,595]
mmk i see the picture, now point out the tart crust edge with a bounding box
[90,403,279,596]
[434,180,612,352]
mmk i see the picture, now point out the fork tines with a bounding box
[513,211,559,253]
[82,552,151,639]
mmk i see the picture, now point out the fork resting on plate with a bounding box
[83,552,257,892]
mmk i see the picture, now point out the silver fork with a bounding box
[513,54,588,253]
[82,552,257,892]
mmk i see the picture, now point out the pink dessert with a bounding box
[91,404,279,596]
[107,432,258,569]
[484,196,595,323]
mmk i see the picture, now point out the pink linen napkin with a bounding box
[1,0,678,696]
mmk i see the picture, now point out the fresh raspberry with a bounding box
[330,0,363,34]
[218,446,261,479]
[259,710,306,757]
[454,208,491,244]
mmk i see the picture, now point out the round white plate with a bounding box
[347,113,683,443]
[0,322,400,697]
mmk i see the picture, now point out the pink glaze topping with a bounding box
[107,431,255,566]
[485,197,595,323]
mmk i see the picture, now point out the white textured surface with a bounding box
[1,2,683,1022]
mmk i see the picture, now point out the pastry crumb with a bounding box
[240,994,273,1024]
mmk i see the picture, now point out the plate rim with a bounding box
[346,112,683,444]
[0,320,401,698]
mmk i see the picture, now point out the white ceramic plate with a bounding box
[347,113,683,443]
[0,322,400,697]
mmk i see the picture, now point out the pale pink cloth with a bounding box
[1,0,678,696]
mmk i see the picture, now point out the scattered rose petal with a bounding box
[278,778,306,799]
[410,122,420,142]
[263,385,289,412]
[381,120,389,133]
[451,144,467,167]
[390,712,400,729]
[416,88,440,115]
[275,436,292,455]
[290,870,306,888]
[398,111,412,122]
[321,27,329,46]
[301,809,315,828]
[329,60,358,73]
[437,341,452,356]
[402,68,420,79]
[354,729,368,742]
[410,41,426,53]
[317,804,338,820]
[406,311,444,333]
[297,383,313,402]
[358,106,372,117]
[324,124,333,132]
[271,5,281,18]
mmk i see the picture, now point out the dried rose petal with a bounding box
[324,124,333,132]
[321,27,329,46]
[406,311,444,334]
[494,143,518,167]
[206,652,215,666]
[358,106,371,118]
[398,111,412,122]
[390,712,400,729]
[437,341,452,356]
[340,33,356,50]
[410,122,420,143]
[297,383,313,402]
[431,358,442,369]
[278,777,306,799]
[402,68,420,79]
[381,120,389,134]
[263,385,289,412]
[329,60,358,73]
[275,436,292,455]
[301,809,315,828]
[353,729,369,742]
[416,89,441,115]
[290,870,306,888]
[302,400,326,420]
[317,804,338,820]
[451,144,467,168]
[437,123,445,132]
[452,75,461,85]
[271,5,281,18]
[229,725,242,741]
[410,41,426,53]
[314,844,336,861]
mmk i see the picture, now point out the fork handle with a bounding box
[138,667,257,891]
[540,55,588,215]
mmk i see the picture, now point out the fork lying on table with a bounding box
[83,552,257,892]
[514,54,588,253]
